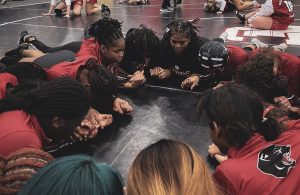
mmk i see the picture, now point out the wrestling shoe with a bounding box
[54,9,63,17]
[234,10,245,22]
[101,4,111,14]
[251,38,268,49]
[272,43,288,52]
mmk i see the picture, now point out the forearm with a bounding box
[234,0,253,11]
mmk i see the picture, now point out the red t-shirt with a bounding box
[46,38,101,80]
[275,51,300,98]
[0,73,18,100]
[0,110,50,157]
[227,45,249,72]
[272,0,294,25]
[214,124,300,195]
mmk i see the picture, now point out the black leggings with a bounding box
[30,40,82,54]
[33,50,76,68]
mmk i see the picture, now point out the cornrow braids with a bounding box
[85,58,118,96]
[163,18,201,42]
[0,77,90,119]
[88,17,124,47]
[1,62,47,81]
[81,58,118,113]
[123,25,159,64]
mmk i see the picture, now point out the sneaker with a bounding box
[272,43,288,52]
[219,32,228,42]
[160,8,172,12]
[17,31,28,46]
[54,9,63,17]
[251,38,268,49]
[234,10,245,22]
[101,4,111,14]
[167,6,175,11]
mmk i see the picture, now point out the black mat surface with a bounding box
[0,0,299,179]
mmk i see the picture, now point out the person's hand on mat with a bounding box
[290,107,300,118]
[126,70,146,88]
[213,81,233,90]
[208,143,222,157]
[42,12,52,16]
[64,15,71,18]
[181,75,200,90]
[72,120,96,141]
[85,108,113,130]
[150,67,172,79]
[113,97,133,114]
[150,67,162,77]
[274,96,291,111]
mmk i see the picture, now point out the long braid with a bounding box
[163,18,201,42]
[0,77,90,119]
[88,17,123,46]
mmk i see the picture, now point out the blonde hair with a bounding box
[127,139,222,195]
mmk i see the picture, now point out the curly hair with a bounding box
[238,49,289,103]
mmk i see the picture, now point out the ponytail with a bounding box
[259,118,281,141]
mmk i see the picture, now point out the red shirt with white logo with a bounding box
[214,121,300,195]
[272,0,294,25]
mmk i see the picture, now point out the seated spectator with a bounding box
[199,83,300,194]
[18,155,124,195]
[0,148,54,195]
[204,0,258,14]
[235,0,294,30]
[127,139,222,195]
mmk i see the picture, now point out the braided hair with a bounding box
[1,62,47,81]
[0,148,54,195]
[124,25,159,62]
[79,58,118,113]
[0,77,90,119]
[163,18,201,43]
[88,17,123,47]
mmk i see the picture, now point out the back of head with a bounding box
[163,19,200,42]
[18,155,124,195]
[124,25,159,59]
[238,50,288,103]
[88,17,123,47]
[0,77,90,119]
[84,58,118,113]
[127,139,221,195]
[1,62,47,81]
[0,148,54,195]
[199,41,228,70]
[199,84,281,147]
